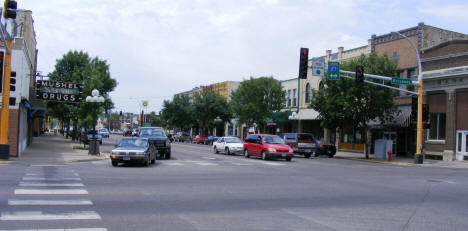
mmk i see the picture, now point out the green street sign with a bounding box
[391,78,413,85]
[327,62,340,80]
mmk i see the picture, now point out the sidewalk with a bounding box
[7,133,108,165]
[335,150,468,168]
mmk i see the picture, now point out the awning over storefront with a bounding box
[268,111,292,123]
[368,105,412,129]
[288,109,319,120]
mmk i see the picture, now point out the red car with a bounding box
[192,135,207,144]
[243,134,293,161]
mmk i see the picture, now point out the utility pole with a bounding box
[0,1,18,159]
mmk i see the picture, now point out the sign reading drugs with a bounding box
[36,80,83,103]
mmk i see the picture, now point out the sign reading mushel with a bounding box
[36,80,83,102]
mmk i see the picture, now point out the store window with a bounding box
[428,113,446,140]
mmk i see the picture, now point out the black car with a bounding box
[139,127,171,159]
[315,141,336,158]
[110,137,157,167]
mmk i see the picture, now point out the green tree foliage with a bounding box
[192,91,233,129]
[160,94,193,130]
[146,111,166,127]
[47,51,117,134]
[230,77,285,129]
[309,53,398,132]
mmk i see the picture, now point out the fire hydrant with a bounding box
[387,150,392,162]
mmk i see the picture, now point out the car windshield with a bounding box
[297,134,314,141]
[262,136,285,144]
[139,128,165,137]
[117,138,148,148]
[225,137,242,143]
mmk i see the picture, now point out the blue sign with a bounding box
[328,62,340,80]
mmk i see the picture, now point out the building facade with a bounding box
[0,10,38,157]
[421,40,468,161]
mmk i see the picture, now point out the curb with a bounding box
[336,156,414,166]
[0,160,13,165]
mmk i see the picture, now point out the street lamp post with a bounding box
[86,89,105,155]
[392,31,424,164]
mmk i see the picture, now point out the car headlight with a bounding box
[267,148,276,152]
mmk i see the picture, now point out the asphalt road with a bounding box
[1,138,468,231]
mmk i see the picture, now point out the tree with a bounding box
[230,77,285,131]
[192,91,233,135]
[47,51,117,139]
[309,53,398,157]
[160,94,193,130]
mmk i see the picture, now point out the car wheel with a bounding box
[328,154,334,158]
[286,157,292,161]
[214,146,219,154]
[244,149,250,158]
[99,141,102,144]
[165,151,171,159]
[145,156,151,166]
[304,153,311,158]
[226,148,231,155]
[262,151,268,161]
[111,160,118,167]
[151,155,156,164]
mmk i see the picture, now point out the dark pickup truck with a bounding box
[139,127,172,159]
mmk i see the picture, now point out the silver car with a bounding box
[213,136,244,155]
[110,138,157,167]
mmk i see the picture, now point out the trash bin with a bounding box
[88,139,100,155]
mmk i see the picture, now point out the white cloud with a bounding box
[419,4,468,21]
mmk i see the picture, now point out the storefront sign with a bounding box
[35,80,83,102]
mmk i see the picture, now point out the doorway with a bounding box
[456,130,468,160]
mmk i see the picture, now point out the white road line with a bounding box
[0,229,107,231]
[14,189,88,195]
[19,182,84,187]
[30,165,67,167]
[8,199,93,206]
[261,162,285,166]
[0,211,101,220]
[195,162,218,166]
[231,162,252,166]
[166,162,184,166]
[22,177,82,181]
[203,157,216,160]
[238,159,286,166]
[25,173,79,176]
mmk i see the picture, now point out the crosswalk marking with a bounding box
[0,229,107,231]
[15,189,88,195]
[166,162,184,166]
[19,182,84,187]
[30,165,67,167]
[194,162,218,166]
[8,199,93,206]
[231,162,253,166]
[0,211,101,220]
[22,177,82,181]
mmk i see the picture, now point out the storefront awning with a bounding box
[368,105,411,129]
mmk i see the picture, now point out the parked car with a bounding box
[81,130,102,145]
[139,127,172,159]
[110,137,157,167]
[315,141,336,158]
[213,136,244,155]
[281,133,317,158]
[204,136,219,145]
[174,132,191,142]
[192,135,207,144]
[98,128,110,138]
[243,134,293,161]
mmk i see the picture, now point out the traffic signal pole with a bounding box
[0,39,12,158]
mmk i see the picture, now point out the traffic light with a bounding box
[3,0,17,19]
[355,65,364,84]
[411,95,418,122]
[9,71,15,91]
[422,104,429,122]
[298,48,309,79]
[120,111,122,116]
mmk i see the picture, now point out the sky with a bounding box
[19,0,468,114]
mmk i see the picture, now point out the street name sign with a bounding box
[327,62,340,80]
[312,60,325,77]
[36,80,83,103]
[391,78,413,85]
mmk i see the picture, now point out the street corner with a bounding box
[346,157,414,167]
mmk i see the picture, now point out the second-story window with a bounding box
[287,89,291,107]
[293,89,297,107]
[305,83,311,104]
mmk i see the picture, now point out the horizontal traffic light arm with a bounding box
[340,74,419,96]
[340,70,420,86]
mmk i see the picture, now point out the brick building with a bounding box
[421,40,468,161]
